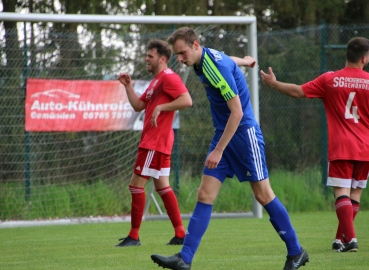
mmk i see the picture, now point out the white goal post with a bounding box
[0,12,262,221]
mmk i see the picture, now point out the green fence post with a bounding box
[23,22,31,201]
[320,20,328,197]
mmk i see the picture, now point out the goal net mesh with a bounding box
[2,19,366,222]
[1,22,255,221]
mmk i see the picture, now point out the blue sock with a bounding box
[180,202,212,264]
[264,197,301,256]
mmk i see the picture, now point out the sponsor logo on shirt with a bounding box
[146,89,154,100]
[209,48,223,61]
[145,79,158,101]
[164,68,174,74]
[333,76,369,89]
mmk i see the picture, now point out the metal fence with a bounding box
[1,22,368,220]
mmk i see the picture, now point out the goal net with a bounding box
[0,13,261,226]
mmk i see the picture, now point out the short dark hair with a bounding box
[167,27,200,47]
[147,39,172,61]
[346,37,369,63]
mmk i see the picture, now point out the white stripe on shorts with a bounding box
[352,179,367,189]
[144,150,155,169]
[141,150,171,179]
[328,176,368,189]
[327,177,352,188]
[247,127,264,180]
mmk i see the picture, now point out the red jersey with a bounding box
[302,67,369,161]
[138,68,188,155]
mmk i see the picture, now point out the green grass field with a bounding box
[1,211,368,270]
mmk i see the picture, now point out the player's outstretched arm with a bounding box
[230,56,256,68]
[260,67,306,98]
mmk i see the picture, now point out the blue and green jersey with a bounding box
[193,47,258,130]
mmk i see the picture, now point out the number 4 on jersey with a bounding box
[345,92,360,123]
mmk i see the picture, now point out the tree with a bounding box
[2,0,22,81]
[340,0,369,24]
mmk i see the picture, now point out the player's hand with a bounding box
[243,56,256,68]
[260,67,276,87]
[204,149,223,169]
[151,106,161,127]
[117,73,131,86]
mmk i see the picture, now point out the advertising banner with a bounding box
[25,78,151,131]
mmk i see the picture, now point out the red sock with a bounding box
[128,185,145,240]
[335,196,355,242]
[156,186,185,239]
[335,199,360,242]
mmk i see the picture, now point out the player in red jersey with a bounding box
[116,39,192,247]
[260,37,369,253]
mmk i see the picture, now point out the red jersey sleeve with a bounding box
[162,70,189,98]
[301,72,330,98]
[139,91,147,103]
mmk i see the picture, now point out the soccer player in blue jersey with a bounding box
[151,27,309,270]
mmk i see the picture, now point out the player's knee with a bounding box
[197,188,216,204]
[253,191,275,206]
[254,194,268,206]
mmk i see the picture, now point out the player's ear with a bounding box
[193,40,200,50]
[361,55,365,63]
[362,54,369,70]
[160,55,166,64]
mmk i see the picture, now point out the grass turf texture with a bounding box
[1,211,368,269]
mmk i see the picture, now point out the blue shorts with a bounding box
[203,125,269,183]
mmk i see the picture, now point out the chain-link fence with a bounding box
[259,23,369,176]
[1,22,368,220]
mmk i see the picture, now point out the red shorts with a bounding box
[133,148,171,180]
[327,160,369,189]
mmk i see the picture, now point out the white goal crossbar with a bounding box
[0,12,262,220]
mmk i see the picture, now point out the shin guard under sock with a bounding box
[157,186,185,238]
[128,185,145,240]
[180,202,212,264]
[264,197,301,256]
[335,196,355,242]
